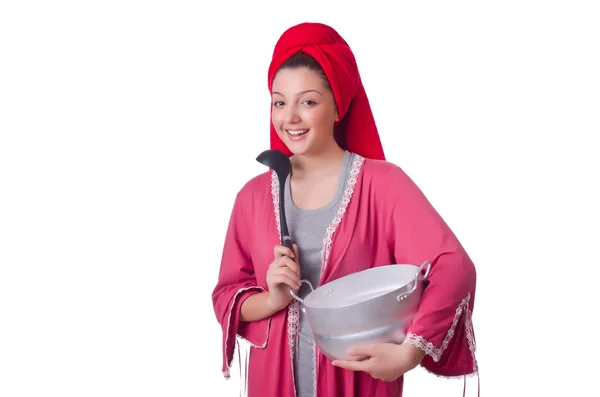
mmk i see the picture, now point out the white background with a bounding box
[1,1,598,396]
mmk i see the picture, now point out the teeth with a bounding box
[288,129,308,136]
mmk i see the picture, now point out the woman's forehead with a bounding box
[272,68,328,93]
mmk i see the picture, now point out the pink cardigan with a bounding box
[212,155,479,397]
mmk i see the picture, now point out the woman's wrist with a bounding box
[240,291,280,322]
[400,341,426,368]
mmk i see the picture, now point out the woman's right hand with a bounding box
[266,244,301,312]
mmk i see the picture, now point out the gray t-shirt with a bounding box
[283,150,355,397]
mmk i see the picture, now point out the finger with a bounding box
[280,256,300,276]
[271,274,302,290]
[331,359,371,372]
[270,256,300,276]
[272,267,301,285]
[274,245,295,259]
[347,344,379,357]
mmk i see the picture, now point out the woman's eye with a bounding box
[273,101,284,107]
[302,100,316,106]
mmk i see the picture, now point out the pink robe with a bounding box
[212,155,479,397]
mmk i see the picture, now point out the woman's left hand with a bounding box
[331,343,426,382]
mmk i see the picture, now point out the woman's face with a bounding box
[271,67,339,156]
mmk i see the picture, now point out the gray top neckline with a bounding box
[284,150,352,216]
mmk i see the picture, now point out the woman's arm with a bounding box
[388,165,479,377]
[212,191,272,378]
[240,291,282,322]
[331,164,478,382]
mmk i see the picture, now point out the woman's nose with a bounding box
[284,105,301,123]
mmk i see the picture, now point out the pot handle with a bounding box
[290,279,314,304]
[397,260,431,301]
[418,260,432,280]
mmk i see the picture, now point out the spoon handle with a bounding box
[282,236,294,251]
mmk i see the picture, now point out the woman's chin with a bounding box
[283,138,311,156]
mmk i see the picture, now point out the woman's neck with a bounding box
[290,144,345,178]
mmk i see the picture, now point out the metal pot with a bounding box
[290,260,431,361]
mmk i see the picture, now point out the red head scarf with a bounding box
[267,22,386,160]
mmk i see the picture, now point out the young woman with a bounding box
[212,22,479,397]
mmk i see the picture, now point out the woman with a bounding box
[212,22,479,397]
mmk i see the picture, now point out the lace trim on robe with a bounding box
[403,293,478,375]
